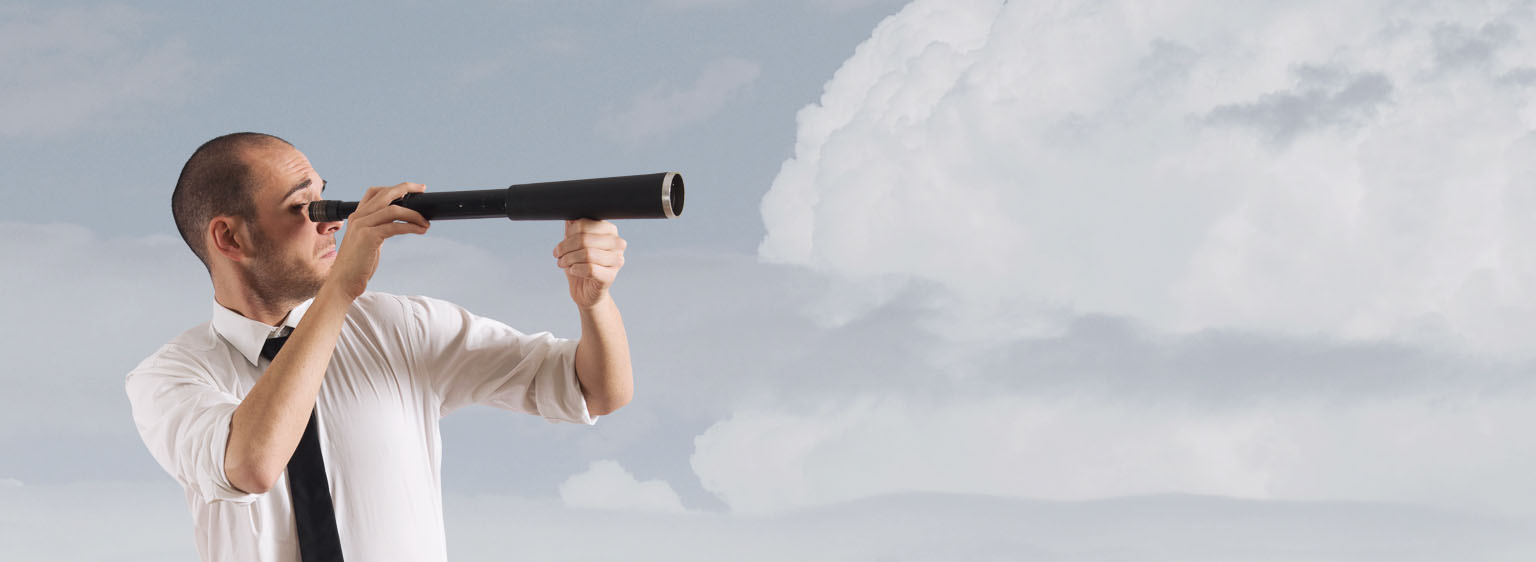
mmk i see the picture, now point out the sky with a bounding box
[4,0,1536,560]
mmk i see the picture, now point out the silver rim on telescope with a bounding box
[661,172,684,219]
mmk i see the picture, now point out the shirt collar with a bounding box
[210,298,315,367]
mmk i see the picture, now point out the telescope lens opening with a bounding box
[669,174,684,217]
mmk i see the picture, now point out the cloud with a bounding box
[597,57,761,141]
[559,459,686,512]
[758,0,1536,354]
[0,4,199,137]
[1205,67,1394,146]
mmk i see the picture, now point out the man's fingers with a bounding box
[378,221,430,238]
[564,263,617,284]
[557,248,625,269]
[553,233,626,257]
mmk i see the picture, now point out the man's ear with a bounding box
[209,216,250,263]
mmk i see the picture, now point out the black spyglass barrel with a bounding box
[307,172,684,223]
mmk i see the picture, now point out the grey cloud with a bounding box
[1132,39,1201,92]
[1205,67,1394,146]
[1433,21,1518,71]
[976,314,1531,407]
[630,264,1533,410]
[1499,66,1536,84]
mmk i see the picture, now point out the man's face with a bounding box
[239,143,341,304]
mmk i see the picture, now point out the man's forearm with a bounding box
[574,293,633,416]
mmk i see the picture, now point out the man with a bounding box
[125,132,633,561]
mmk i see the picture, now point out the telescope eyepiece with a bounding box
[308,199,355,223]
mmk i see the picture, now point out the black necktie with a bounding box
[261,334,345,562]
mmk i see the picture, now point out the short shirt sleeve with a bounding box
[398,294,597,424]
[125,351,260,504]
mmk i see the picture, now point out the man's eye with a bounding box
[292,203,308,212]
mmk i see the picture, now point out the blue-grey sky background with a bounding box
[4,0,1536,560]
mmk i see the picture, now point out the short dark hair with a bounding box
[171,132,292,268]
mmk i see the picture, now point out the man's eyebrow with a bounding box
[282,179,326,201]
[282,179,312,201]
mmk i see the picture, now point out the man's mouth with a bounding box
[320,246,337,258]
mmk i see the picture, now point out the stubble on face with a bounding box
[240,220,328,308]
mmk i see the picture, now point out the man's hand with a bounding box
[554,219,626,309]
[324,182,430,300]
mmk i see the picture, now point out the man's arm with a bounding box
[557,219,634,416]
[225,287,353,494]
[225,183,430,494]
[574,293,633,416]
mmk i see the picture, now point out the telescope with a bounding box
[308,172,684,223]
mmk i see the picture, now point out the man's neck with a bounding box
[212,283,302,327]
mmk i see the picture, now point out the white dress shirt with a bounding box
[125,292,596,561]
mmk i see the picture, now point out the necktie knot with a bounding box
[260,334,289,361]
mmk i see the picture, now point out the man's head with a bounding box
[172,133,341,305]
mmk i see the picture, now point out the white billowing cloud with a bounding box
[760,0,1536,353]
[690,383,1536,516]
[598,57,761,141]
[0,4,198,137]
[559,459,687,512]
